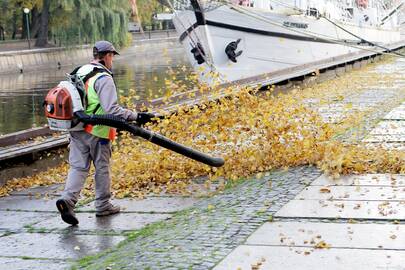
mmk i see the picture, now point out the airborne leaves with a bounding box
[1,58,405,198]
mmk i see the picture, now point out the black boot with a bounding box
[56,199,79,225]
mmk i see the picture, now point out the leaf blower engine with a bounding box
[44,80,86,131]
[43,75,224,167]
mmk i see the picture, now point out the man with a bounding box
[56,40,154,225]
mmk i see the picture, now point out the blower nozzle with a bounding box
[74,111,225,167]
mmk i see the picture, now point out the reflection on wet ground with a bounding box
[0,182,202,269]
[0,48,189,135]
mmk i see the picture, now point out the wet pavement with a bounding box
[217,174,405,270]
[216,80,405,269]
[0,185,200,269]
[0,257,68,270]
[1,56,405,269]
[0,232,125,259]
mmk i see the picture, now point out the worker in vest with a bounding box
[56,40,155,225]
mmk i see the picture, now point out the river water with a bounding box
[0,49,189,135]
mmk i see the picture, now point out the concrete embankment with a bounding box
[0,46,93,74]
[0,34,182,75]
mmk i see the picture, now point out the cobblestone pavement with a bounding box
[1,55,405,270]
[72,55,405,269]
[216,173,405,270]
[215,59,405,270]
[75,167,321,270]
[0,167,321,270]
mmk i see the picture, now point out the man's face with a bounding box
[104,52,115,70]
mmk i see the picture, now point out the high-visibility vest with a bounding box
[77,65,117,140]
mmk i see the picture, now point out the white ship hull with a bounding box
[173,3,402,87]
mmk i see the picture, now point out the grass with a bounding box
[73,170,283,269]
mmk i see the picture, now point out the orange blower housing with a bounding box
[44,81,85,131]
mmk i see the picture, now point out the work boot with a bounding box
[96,203,120,217]
[56,199,79,225]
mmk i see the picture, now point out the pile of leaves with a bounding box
[1,59,405,198]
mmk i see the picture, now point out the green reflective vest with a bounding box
[78,65,116,140]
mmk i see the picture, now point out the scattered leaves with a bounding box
[1,57,405,198]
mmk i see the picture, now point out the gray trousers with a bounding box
[62,131,112,211]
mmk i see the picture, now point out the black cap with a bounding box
[93,40,120,56]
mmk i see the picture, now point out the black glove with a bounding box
[135,112,158,126]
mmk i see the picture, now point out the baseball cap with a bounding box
[93,40,120,56]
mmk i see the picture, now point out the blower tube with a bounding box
[74,111,225,167]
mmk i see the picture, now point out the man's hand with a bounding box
[135,112,159,126]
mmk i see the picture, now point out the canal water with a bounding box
[0,51,190,135]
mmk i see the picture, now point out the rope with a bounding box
[264,0,404,58]
[266,0,405,57]
[321,15,405,58]
[223,1,405,59]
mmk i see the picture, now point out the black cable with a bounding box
[321,16,405,58]
[228,0,405,58]
[229,3,405,58]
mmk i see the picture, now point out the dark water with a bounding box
[0,53,190,135]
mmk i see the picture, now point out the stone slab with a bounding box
[0,211,55,230]
[275,200,405,220]
[365,142,405,151]
[311,174,405,187]
[384,109,405,120]
[369,129,405,138]
[0,196,58,212]
[10,184,63,197]
[0,257,68,270]
[363,134,405,143]
[369,121,405,135]
[80,197,197,213]
[34,212,170,232]
[0,233,125,259]
[214,245,405,270]
[247,221,405,250]
[296,186,405,201]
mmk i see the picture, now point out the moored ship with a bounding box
[170,0,404,87]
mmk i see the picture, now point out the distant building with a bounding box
[128,22,141,33]
[152,13,175,30]
[153,13,174,21]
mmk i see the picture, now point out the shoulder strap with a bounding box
[70,66,82,76]
[84,70,111,115]
[82,67,109,85]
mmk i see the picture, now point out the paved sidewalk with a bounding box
[0,53,404,270]
[215,93,405,269]
[0,183,204,270]
[216,174,405,270]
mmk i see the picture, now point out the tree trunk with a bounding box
[12,10,18,39]
[0,26,4,40]
[35,0,50,47]
[21,12,27,39]
[129,0,144,33]
[31,7,41,39]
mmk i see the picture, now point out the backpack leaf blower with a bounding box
[44,76,225,167]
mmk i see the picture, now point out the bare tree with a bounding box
[129,0,144,33]
[35,0,50,47]
[0,25,4,40]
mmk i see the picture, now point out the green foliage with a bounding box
[0,0,131,47]
[51,0,131,47]
[137,0,163,24]
[0,0,41,36]
[0,0,167,45]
